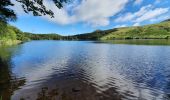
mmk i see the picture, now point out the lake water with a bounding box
[0,40,170,100]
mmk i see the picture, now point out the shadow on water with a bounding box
[0,46,26,100]
[19,86,124,100]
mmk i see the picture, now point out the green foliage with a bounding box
[66,29,117,40]
[24,32,62,40]
[0,21,7,34]
[65,19,170,40]
[0,0,17,22]
[1,19,170,45]
[0,0,69,23]
[100,20,170,40]
[16,0,68,17]
[0,26,16,40]
[0,21,63,45]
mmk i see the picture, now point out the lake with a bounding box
[0,40,170,100]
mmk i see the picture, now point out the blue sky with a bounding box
[10,0,170,35]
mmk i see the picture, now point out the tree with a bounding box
[0,0,68,23]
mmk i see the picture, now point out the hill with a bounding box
[0,21,62,45]
[68,19,170,40]
[100,20,170,40]
[1,19,170,45]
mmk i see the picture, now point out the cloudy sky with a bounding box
[10,0,170,35]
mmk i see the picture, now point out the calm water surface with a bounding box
[0,40,170,100]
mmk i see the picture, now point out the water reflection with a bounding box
[98,39,170,45]
[0,46,26,100]
[0,40,170,100]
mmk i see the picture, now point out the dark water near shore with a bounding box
[0,40,170,100]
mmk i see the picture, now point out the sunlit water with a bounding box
[0,40,170,100]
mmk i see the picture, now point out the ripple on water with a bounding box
[0,40,169,100]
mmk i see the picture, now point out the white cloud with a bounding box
[114,24,127,28]
[11,0,27,15]
[115,4,169,23]
[136,7,169,22]
[134,0,143,5]
[115,13,134,22]
[12,0,129,26]
[72,0,129,26]
[133,23,140,26]
[115,5,152,22]
[42,1,73,25]
[150,15,169,22]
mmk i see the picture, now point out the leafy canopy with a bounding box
[0,0,68,23]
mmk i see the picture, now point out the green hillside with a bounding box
[0,21,62,45]
[100,20,170,40]
[1,19,170,46]
[67,20,170,40]
[0,21,23,45]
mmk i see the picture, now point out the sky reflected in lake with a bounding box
[0,40,170,100]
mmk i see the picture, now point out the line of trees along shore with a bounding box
[0,21,63,45]
[1,19,170,45]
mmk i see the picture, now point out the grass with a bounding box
[100,20,170,40]
[0,39,21,46]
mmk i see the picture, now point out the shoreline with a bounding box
[1,39,170,46]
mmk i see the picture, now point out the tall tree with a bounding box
[0,0,68,23]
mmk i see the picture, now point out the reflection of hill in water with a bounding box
[0,47,25,100]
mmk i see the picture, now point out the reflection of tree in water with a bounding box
[36,87,58,100]
[0,47,25,100]
[20,86,73,100]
